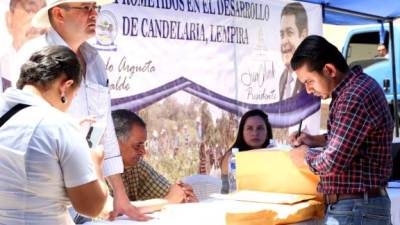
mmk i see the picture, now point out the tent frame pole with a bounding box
[389,21,399,137]
[319,3,399,136]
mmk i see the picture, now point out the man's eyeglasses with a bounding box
[58,5,102,13]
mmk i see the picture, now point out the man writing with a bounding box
[290,35,392,224]
[15,0,149,221]
[112,109,198,203]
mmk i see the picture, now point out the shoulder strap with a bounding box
[0,103,30,128]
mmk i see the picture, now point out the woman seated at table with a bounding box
[220,109,274,193]
[0,46,108,225]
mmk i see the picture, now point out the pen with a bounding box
[296,119,303,138]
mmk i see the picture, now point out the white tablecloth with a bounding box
[388,187,400,225]
[84,188,400,225]
[84,197,322,225]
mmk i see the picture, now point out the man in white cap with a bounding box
[13,0,150,221]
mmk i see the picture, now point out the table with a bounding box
[388,187,400,225]
[84,197,323,225]
[84,188,400,225]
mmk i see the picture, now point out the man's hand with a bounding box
[178,182,199,203]
[288,132,326,148]
[289,131,312,147]
[107,174,151,221]
[109,190,151,221]
[164,183,186,204]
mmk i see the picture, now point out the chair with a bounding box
[182,174,222,201]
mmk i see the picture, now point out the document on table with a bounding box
[211,190,316,204]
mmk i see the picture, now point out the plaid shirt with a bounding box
[109,159,170,201]
[306,66,393,194]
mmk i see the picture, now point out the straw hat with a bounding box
[32,0,113,28]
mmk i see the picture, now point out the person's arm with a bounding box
[125,160,191,204]
[164,183,186,203]
[107,174,151,221]
[178,182,198,203]
[57,124,108,218]
[67,180,108,217]
[94,78,149,221]
[289,132,327,148]
[67,145,107,217]
[306,99,370,175]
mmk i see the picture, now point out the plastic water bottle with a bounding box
[229,147,239,193]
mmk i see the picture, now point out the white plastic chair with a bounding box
[182,174,222,201]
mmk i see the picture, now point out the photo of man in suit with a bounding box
[279,2,308,101]
[278,2,321,136]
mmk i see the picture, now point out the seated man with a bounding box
[111,109,198,203]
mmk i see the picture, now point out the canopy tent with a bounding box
[296,0,400,24]
[296,0,400,136]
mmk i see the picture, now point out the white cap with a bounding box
[32,0,113,28]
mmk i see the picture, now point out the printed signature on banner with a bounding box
[240,63,276,101]
[106,56,156,91]
[106,56,156,78]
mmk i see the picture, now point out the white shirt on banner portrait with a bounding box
[280,70,320,136]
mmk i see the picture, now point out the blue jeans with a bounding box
[325,194,392,225]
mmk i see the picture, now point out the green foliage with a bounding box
[138,92,323,181]
[146,145,199,182]
[139,93,237,182]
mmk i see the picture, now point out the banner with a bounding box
[0,0,322,180]
[96,0,322,127]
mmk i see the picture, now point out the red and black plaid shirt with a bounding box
[306,66,393,194]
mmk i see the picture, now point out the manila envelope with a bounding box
[226,209,276,225]
[236,150,321,199]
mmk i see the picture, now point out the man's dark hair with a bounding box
[112,109,146,141]
[281,2,308,35]
[17,45,82,90]
[291,35,349,73]
[230,109,273,152]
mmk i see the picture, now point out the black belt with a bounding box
[324,187,387,205]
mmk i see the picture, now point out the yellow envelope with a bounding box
[236,150,321,199]
[226,209,276,225]
[274,200,325,224]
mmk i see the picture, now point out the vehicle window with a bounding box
[346,31,389,67]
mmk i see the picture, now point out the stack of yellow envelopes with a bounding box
[236,150,321,197]
[234,149,324,223]
[226,209,276,225]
